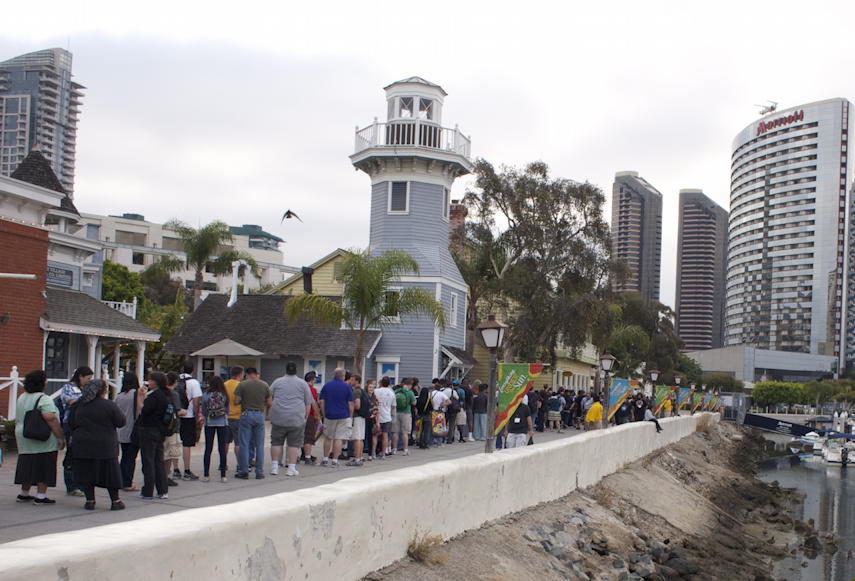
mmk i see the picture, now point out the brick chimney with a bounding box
[449,199,467,240]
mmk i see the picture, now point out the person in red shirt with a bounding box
[301,372,322,465]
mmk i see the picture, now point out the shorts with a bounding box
[227,418,240,444]
[395,413,412,434]
[324,417,352,441]
[270,424,305,448]
[548,411,562,422]
[380,421,393,434]
[351,416,366,440]
[165,433,182,460]
[179,418,198,447]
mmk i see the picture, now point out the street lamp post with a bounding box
[648,369,660,399]
[674,376,682,416]
[599,353,616,426]
[477,314,507,454]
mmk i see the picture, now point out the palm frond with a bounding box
[285,294,345,327]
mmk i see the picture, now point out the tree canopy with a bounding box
[102,260,143,303]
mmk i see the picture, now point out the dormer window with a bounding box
[398,97,413,118]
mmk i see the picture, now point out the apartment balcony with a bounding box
[354,119,471,160]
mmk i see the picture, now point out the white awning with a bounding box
[191,338,263,357]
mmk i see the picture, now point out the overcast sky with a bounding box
[4,1,854,308]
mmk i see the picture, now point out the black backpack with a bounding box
[175,376,190,410]
[358,391,373,419]
[416,388,431,414]
[162,399,179,436]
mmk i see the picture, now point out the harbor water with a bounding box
[759,451,855,580]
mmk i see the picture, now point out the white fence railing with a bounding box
[1,366,124,421]
[354,119,471,159]
[102,297,137,319]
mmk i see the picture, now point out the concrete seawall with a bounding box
[0,413,718,581]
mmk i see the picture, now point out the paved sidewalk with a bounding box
[0,425,583,544]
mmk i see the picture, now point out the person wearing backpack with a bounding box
[415,379,435,449]
[392,378,416,456]
[201,376,231,482]
[347,375,370,466]
[443,382,460,444]
[58,366,93,497]
[177,362,203,481]
[136,371,171,500]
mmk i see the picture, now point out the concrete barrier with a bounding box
[0,413,718,581]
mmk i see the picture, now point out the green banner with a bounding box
[608,378,637,420]
[691,391,704,412]
[653,386,672,417]
[495,363,545,435]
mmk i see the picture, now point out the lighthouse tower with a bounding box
[350,77,473,381]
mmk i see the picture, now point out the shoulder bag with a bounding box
[23,395,52,441]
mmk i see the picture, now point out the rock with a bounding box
[665,557,699,576]
[650,544,666,563]
[628,552,642,564]
[553,531,574,547]
[613,558,626,569]
[570,516,586,527]
[656,564,682,580]
[540,540,554,553]
[525,526,550,543]
[630,561,656,578]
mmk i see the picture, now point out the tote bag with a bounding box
[431,411,448,436]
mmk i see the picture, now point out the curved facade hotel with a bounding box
[725,98,853,370]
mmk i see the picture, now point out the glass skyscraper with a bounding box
[0,48,84,196]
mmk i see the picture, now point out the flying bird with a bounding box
[281,209,303,223]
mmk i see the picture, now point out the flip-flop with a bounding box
[122,486,139,492]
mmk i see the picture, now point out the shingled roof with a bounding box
[165,294,380,358]
[44,288,160,341]
[10,149,80,215]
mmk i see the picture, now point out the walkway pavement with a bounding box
[0,425,583,544]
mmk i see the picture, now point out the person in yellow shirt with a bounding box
[224,366,244,469]
[585,395,603,431]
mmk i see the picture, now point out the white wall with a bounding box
[0,414,718,581]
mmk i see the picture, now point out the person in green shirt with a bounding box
[392,378,417,456]
[233,368,271,478]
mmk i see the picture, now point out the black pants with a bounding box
[62,427,80,493]
[445,412,458,442]
[203,425,229,477]
[119,442,139,488]
[82,484,119,502]
[418,413,432,448]
[648,418,663,433]
[139,426,167,497]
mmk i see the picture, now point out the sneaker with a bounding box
[345,459,362,466]
[33,497,56,505]
[331,461,340,468]
[66,490,85,497]
[111,501,126,511]
[467,435,475,442]
[235,472,249,480]
[255,474,265,480]
[138,493,154,500]
[368,455,376,461]
[167,478,180,487]
[376,453,385,460]
[285,467,299,477]
[183,471,199,481]
[270,462,280,476]
[402,450,410,456]
[172,469,181,479]
[16,494,34,503]
[156,493,169,500]
[303,457,315,466]
[320,459,330,467]
[220,476,229,483]
[201,476,210,482]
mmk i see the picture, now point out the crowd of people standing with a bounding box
[12,365,663,508]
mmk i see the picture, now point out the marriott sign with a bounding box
[757,110,805,135]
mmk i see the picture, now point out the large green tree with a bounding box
[102,260,144,303]
[285,249,446,375]
[163,219,258,309]
[460,159,623,362]
[137,285,189,371]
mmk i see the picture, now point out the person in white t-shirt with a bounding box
[178,363,203,481]
[374,377,397,458]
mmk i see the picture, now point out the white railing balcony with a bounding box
[354,119,471,159]
[103,296,137,319]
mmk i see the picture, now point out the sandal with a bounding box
[84,500,96,510]
[122,486,139,492]
[111,500,126,511]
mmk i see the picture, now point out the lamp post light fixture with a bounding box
[599,353,616,426]
[477,314,507,454]
[649,369,660,383]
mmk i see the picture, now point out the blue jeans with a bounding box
[238,411,265,476]
[473,413,487,441]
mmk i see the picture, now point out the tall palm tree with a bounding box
[164,219,259,309]
[285,249,446,375]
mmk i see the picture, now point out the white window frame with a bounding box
[382,286,403,324]
[449,292,458,328]
[388,181,410,214]
[442,187,450,221]
[376,356,401,385]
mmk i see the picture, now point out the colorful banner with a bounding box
[495,363,544,435]
[677,387,691,410]
[691,392,705,412]
[701,392,713,411]
[653,386,672,416]
[607,378,637,420]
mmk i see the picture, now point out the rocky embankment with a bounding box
[366,421,815,581]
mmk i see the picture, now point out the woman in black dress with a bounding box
[68,379,126,510]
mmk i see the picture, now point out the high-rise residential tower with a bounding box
[726,99,853,371]
[675,189,729,351]
[611,171,663,302]
[0,48,84,196]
